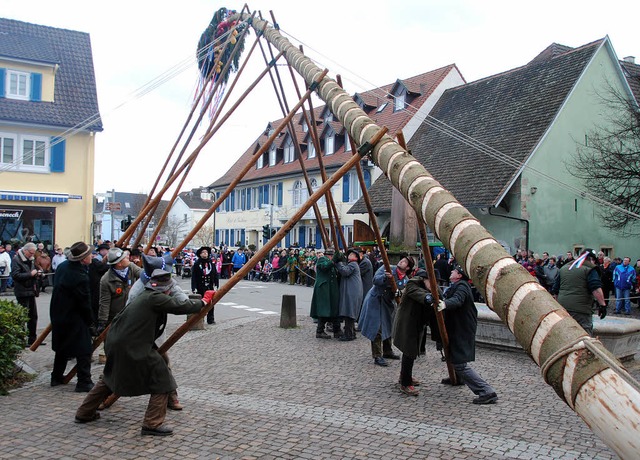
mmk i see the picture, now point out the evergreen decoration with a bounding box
[197,7,249,85]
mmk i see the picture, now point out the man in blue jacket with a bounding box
[614,257,636,315]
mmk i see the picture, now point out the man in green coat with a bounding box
[310,248,341,339]
[75,269,214,436]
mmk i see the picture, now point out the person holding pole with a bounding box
[437,265,498,404]
[75,269,214,436]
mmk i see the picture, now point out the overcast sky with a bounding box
[3,0,638,195]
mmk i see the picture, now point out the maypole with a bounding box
[232,10,640,458]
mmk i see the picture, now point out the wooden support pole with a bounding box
[28,323,51,352]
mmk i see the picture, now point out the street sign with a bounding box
[105,202,121,211]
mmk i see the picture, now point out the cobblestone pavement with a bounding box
[2,304,630,460]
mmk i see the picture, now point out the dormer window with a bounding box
[257,152,264,169]
[324,112,333,123]
[284,137,295,163]
[302,121,308,133]
[268,145,277,166]
[344,132,351,152]
[394,89,406,112]
[324,133,334,155]
[308,142,316,159]
[7,70,30,100]
[376,102,388,113]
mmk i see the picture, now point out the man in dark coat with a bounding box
[358,249,374,322]
[437,265,498,404]
[310,249,341,339]
[10,242,41,346]
[191,246,218,324]
[88,243,110,326]
[75,269,213,436]
[50,241,95,391]
[392,269,437,395]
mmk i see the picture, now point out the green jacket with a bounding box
[310,256,339,319]
[557,263,597,315]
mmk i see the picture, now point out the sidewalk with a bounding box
[0,308,623,459]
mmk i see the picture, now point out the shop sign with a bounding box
[0,209,23,219]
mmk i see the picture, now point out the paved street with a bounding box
[0,277,628,459]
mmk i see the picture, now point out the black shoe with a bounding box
[316,331,332,339]
[383,353,400,360]
[74,413,100,424]
[51,376,64,387]
[75,382,95,393]
[339,335,355,341]
[141,425,173,436]
[472,392,498,404]
[441,377,464,386]
[207,318,215,324]
[374,357,388,367]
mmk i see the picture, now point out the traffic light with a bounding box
[262,224,270,240]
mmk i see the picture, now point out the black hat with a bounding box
[97,243,110,252]
[346,248,361,262]
[582,248,597,261]
[68,241,92,262]
[196,246,212,258]
[452,264,469,280]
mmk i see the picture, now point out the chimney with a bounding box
[623,56,636,64]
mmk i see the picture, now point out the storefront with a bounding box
[0,201,58,248]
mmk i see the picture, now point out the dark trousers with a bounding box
[316,317,340,333]
[16,296,37,342]
[371,330,393,358]
[400,354,415,386]
[52,353,92,385]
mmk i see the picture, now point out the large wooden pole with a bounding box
[234,12,640,458]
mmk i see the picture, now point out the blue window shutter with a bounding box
[0,68,5,98]
[240,229,245,245]
[50,137,66,172]
[299,226,305,247]
[364,169,371,188]
[277,182,283,206]
[30,73,42,101]
[246,188,251,208]
[342,175,350,202]
[258,186,263,206]
[285,232,290,248]
[230,192,235,210]
[241,189,246,211]
[315,226,322,249]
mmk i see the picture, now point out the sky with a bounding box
[2,0,638,196]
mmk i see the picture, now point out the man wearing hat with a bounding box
[10,242,41,345]
[97,248,142,331]
[437,265,498,404]
[335,249,363,341]
[88,243,110,328]
[310,248,341,339]
[191,246,218,324]
[552,249,607,335]
[50,242,95,391]
[75,269,215,435]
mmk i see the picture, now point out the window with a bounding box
[600,246,613,258]
[284,137,295,163]
[325,134,334,155]
[269,145,276,166]
[376,102,388,113]
[7,70,29,100]
[302,121,308,133]
[344,132,351,152]
[293,180,304,206]
[573,245,585,257]
[257,152,264,169]
[394,91,406,112]
[308,142,316,159]
[0,133,49,172]
[324,112,333,123]
[342,170,370,202]
[311,178,324,205]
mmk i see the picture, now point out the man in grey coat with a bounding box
[335,249,363,341]
[75,269,214,436]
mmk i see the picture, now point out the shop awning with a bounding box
[0,190,69,203]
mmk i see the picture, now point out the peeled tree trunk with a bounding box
[235,12,640,458]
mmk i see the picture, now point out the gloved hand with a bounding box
[437,300,446,312]
[202,290,216,305]
[96,321,107,336]
[424,293,434,307]
[598,304,607,320]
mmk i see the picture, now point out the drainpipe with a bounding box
[488,207,530,251]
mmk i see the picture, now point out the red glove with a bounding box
[202,290,216,305]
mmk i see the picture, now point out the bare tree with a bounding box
[570,84,640,235]
[192,223,215,248]
[163,217,190,248]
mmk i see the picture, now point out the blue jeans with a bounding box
[615,288,631,313]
